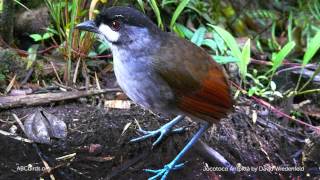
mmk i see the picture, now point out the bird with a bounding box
[76,6,233,180]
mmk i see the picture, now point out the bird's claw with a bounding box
[130,125,186,147]
[144,162,186,180]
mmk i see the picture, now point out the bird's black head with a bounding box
[76,6,160,46]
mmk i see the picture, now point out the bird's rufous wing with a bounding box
[154,34,233,123]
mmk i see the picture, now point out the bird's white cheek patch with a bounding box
[98,23,120,42]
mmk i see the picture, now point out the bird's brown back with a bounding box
[153,33,233,124]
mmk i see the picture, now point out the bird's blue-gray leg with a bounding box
[145,122,209,180]
[130,115,185,147]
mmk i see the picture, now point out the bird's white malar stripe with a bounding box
[115,14,124,18]
[98,23,120,42]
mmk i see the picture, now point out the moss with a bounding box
[0,48,27,89]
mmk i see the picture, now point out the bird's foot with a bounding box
[144,161,186,180]
[130,115,185,147]
[130,124,185,147]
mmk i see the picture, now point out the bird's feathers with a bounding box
[155,33,233,123]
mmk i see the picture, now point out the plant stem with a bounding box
[296,89,320,96]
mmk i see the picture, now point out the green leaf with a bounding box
[29,34,43,42]
[97,41,109,54]
[174,24,194,39]
[213,32,226,55]
[202,39,217,51]
[148,0,163,29]
[212,56,239,64]
[42,32,54,40]
[46,27,59,35]
[26,45,39,70]
[170,0,191,29]
[209,24,242,59]
[240,39,251,80]
[161,0,176,7]
[88,51,97,58]
[136,0,145,13]
[274,91,283,98]
[288,12,293,42]
[14,0,31,11]
[271,41,295,73]
[270,81,276,91]
[303,30,320,66]
[0,0,3,12]
[248,87,258,96]
[191,27,206,46]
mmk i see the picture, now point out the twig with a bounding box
[50,61,63,84]
[12,114,26,133]
[5,74,16,95]
[194,140,236,174]
[275,64,317,75]
[52,81,76,91]
[0,129,33,143]
[0,88,121,109]
[73,58,81,84]
[21,68,34,85]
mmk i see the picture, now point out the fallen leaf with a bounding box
[105,100,131,109]
[24,110,51,144]
[24,109,67,144]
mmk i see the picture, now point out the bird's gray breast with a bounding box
[111,47,175,114]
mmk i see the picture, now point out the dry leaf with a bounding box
[24,109,67,144]
[105,100,131,109]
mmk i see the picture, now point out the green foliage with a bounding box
[136,0,145,13]
[14,0,30,11]
[170,0,191,29]
[241,39,251,81]
[190,27,206,46]
[30,32,54,42]
[247,70,283,101]
[209,24,251,80]
[175,23,194,39]
[295,30,320,93]
[268,41,296,76]
[209,25,242,58]
[302,30,320,66]
[26,45,39,70]
[175,24,239,64]
[147,0,163,30]
[44,0,95,82]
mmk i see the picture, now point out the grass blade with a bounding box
[271,41,295,73]
[148,0,163,30]
[170,0,191,29]
[240,39,251,80]
[303,30,320,66]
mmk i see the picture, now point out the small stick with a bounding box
[0,129,33,143]
[5,74,16,94]
[52,81,76,91]
[50,61,63,84]
[73,58,81,84]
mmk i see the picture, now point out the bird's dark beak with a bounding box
[76,20,99,33]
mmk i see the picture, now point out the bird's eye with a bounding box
[111,20,121,31]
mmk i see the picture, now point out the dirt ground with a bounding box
[0,75,319,180]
